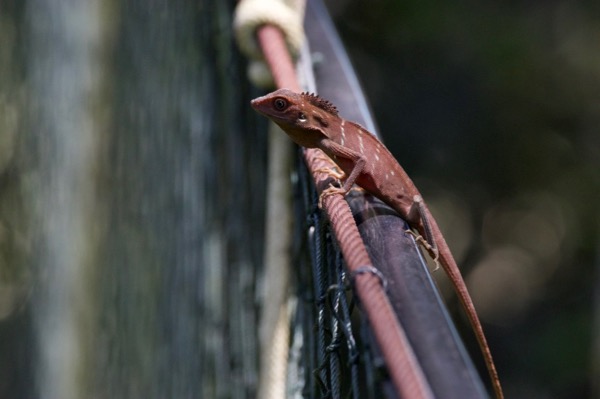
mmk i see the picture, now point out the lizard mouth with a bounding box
[250,98,265,114]
[250,98,274,119]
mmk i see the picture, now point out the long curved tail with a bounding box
[423,208,504,399]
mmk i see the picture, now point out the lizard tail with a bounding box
[425,212,504,399]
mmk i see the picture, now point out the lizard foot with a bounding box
[318,184,347,209]
[405,229,440,271]
[313,152,336,165]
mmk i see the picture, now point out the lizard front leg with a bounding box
[314,166,346,208]
[317,139,366,206]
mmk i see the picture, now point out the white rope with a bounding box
[257,303,291,399]
[234,2,307,394]
[255,124,294,399]
[233,0,306,87]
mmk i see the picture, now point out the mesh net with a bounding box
[286,150,393,398]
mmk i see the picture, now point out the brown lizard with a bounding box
[251,88,503,399]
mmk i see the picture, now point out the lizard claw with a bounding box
[405,229,440,271]
[430,249,441,272]
[318,184,347,209]
[314,167,345,180]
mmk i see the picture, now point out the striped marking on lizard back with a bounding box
[358,130,365,154]
[370,135,384,168]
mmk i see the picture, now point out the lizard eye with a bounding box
[273,98,287,111]
[298,112,307,122]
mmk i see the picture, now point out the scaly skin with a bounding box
[251,88,503,399]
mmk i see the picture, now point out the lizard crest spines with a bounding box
[301,92,339,116]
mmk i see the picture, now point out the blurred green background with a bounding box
[325,1,600,397]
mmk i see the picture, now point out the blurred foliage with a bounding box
[326,0,600,397]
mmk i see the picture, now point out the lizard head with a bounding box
[251,89,339,148]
